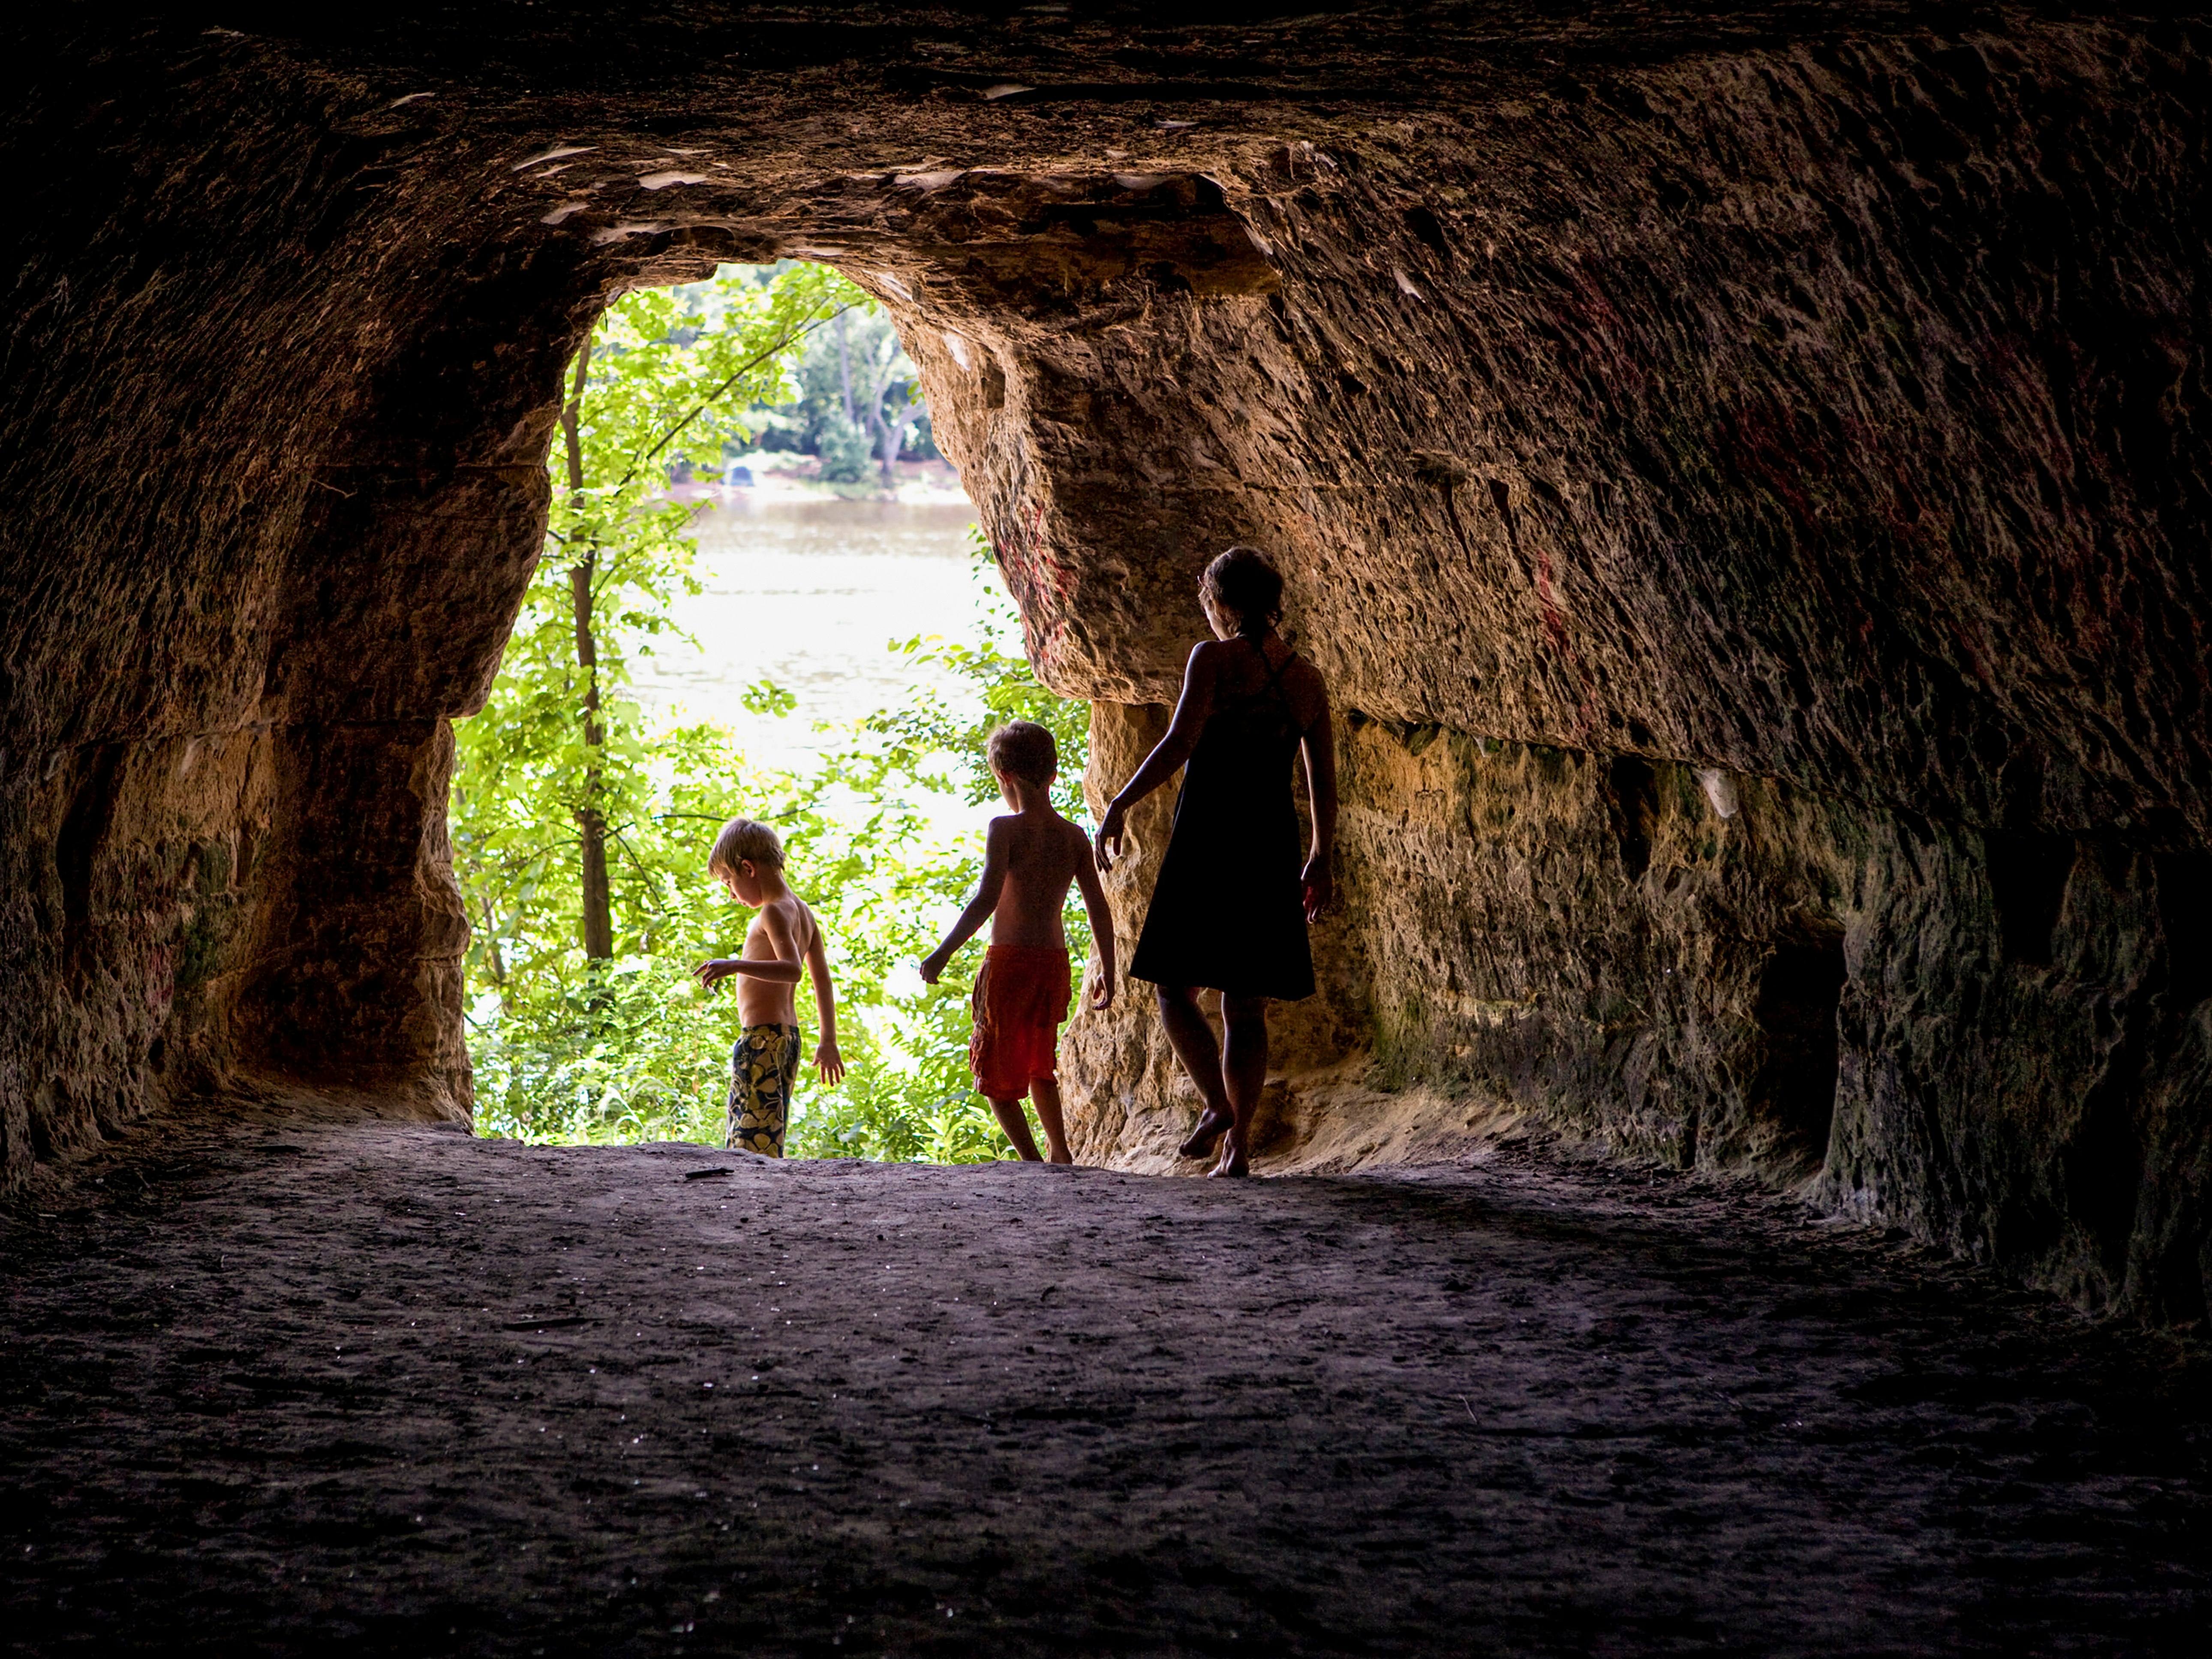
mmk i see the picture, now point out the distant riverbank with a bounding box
[658,450,971,509]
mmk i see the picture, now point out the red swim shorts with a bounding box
[969,944,1073,1100]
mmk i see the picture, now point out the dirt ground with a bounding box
[2,1109,2206,1657]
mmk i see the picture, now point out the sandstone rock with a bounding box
[1070,712,2209,1319]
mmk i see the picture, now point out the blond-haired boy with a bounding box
[695,818,844,1155]
[920,721,1114,1163]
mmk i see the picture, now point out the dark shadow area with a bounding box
[1745,925,1847,1178]
[1986,832,2077,967]
[2,1114,2206,1656]
[1601,756,1659,883]
[2155,850,2212,1007]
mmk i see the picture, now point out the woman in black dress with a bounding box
[1096,547,1336,1177]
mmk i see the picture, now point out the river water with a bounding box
[625,495,991,776]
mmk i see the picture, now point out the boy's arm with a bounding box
[1072,833,1117,1010]
[803,916,846,1086]
[693,905,805,990]
[919,819,1009,983]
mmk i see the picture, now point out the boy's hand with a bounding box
[918,947,950,986]
[1095,802,1127,870]
[814,1037,845,1087]
[1301,856,1334,924]
[1087,964,1115,1011]
[694,957,742,992]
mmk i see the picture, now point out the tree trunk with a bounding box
[865,345,903,490]
[833,311,856,427]
[568,556,614,960]
[479,896,508,988]
[560,340,615,962]
[877,406,913,491]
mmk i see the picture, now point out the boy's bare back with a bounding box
[985,805,1098,952]
[918,722,1115,1164]
[920,773,1115,1015]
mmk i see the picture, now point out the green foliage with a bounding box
[453,269,1090,1162]
[557,262,859,543]
[741,679,797,719]
[861,526,1094,822]
[733,268,936,482]
[814,418,878,485]
[453,261,863,974]
[468,953,734,1148]
[776,536,1094,1162]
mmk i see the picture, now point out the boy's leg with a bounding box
[1029,1076,1074,1165]
[1211,995,1270,1178]
[987,1095,1046,1161]
[761,1025,801,1157]
[724,1033,775,1154]
[1155,984,1235,1157]
[724,1041,747,1151]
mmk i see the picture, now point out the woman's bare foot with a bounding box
[1179,1109,1233,1159]
[1206,1134,1251,1178]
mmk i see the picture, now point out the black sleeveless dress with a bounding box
[1128,638,1316,1001]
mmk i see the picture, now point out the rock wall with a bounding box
[1,7,2204,1318]
[948,27,2210,839]
[1065,709,2209,1320]
[0,43,595,1164]
[898,18,2212,1321]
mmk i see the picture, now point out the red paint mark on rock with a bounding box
[991,498,1079,674]
[145,946,174,1012]
[1534,551,1569,653]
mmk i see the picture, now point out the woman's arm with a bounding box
[1299,698,1337,922]
[1096,643,1219,869]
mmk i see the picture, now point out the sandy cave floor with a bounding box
[2,1112,2207,1657]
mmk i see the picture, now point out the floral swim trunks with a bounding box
[726,1023,802,1157]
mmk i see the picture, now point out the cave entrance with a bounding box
[452,260,1088,1168]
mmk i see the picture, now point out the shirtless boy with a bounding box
[920,721,1115,1163]
[694,818,845,1156]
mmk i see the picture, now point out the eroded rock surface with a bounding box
[1070,713,2207,1319]
[1,6,2205,1319]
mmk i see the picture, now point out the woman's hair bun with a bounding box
[1202,545,1283,636]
